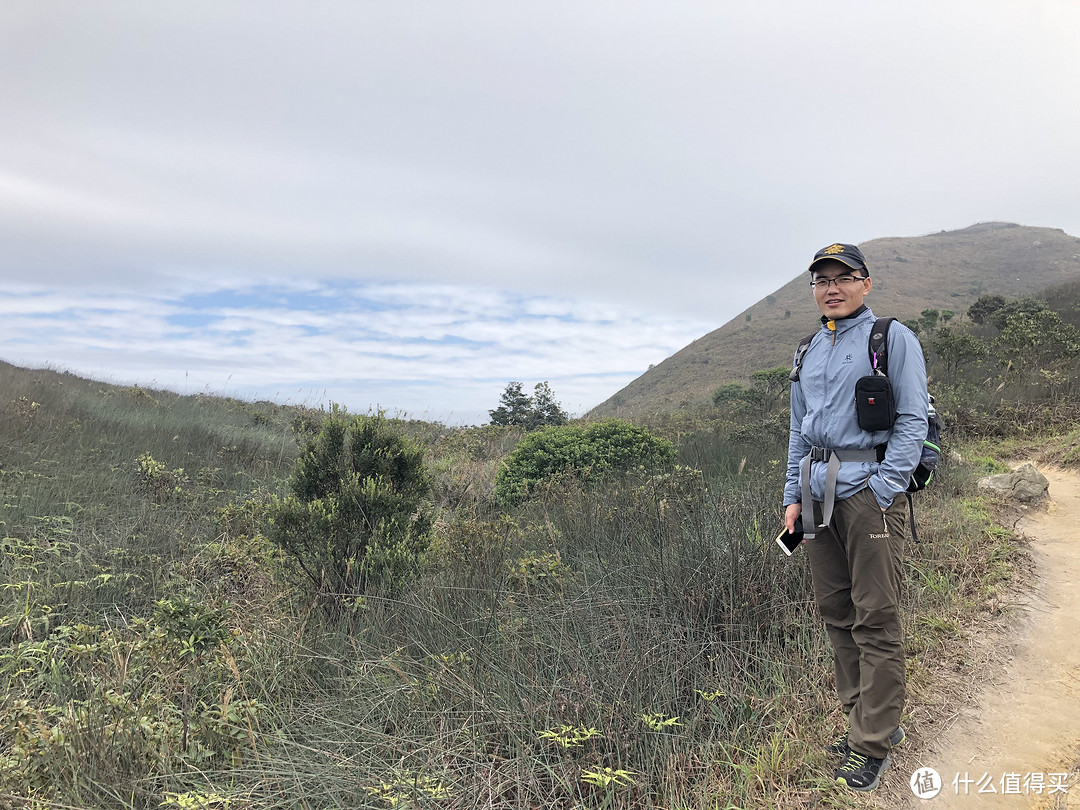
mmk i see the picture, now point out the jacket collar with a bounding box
[820,304,873,335]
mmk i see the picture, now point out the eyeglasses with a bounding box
[809,274,867,291]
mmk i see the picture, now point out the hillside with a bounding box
[589,222,1080,418]
[2,332,1075,806]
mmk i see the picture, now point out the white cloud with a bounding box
[1,280,711,424]
[2,1,1079,417]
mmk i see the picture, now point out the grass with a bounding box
[0,360,1044,809]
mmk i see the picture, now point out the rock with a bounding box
[977,463,1050,503]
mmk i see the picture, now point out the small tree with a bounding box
[267,411,432,608]
[918,308,941,334]
[528,382,569,429]
[988,297,1050,331]
[488,382,533,427]
[968,294,1007,325]
[489,381,569,429]
[713,367,791,417]
[712,382,756,409]
[932,326,988,378]
[749,366,793,414]
[994,309,1080,386]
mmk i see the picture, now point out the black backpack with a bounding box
[791,317,943,540]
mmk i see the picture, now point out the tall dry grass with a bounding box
[0,361,1030,808]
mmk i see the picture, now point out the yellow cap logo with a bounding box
[823,244,846,255]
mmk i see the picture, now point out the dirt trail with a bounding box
[889,466,1080,808]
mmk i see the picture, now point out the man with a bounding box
[783,243,928,791]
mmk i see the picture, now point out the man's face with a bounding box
[811,260,871,319]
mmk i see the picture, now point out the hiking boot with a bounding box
[835,749,892,792]
[825,725,905,758]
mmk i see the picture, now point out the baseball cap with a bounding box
[808,243,869,275]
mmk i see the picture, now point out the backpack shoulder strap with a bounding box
[790,332,817,382]
[869,317,895,376]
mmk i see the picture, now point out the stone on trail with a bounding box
[976,463,1050,503]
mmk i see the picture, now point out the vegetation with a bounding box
[712,367,792,418]
[2,279,1080,808]
[266,410,433,611]
[492,418,677,507]
[488,381,569,429]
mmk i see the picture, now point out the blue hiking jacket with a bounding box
[784,307,928,511]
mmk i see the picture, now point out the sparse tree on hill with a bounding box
[932,326,988,378]
[749,367,792,414]
[488,382,533,427]
[528,381,569,429]
[488,381,569,429]
[968,294,1007,325]
[918,309,941,334]
[994,309,1080,384]
[988,297,1051,330]
[712,366,792,421]
[712,382,754,409]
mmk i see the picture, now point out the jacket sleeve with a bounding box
[867,323,929,509]
[785,376,809,506]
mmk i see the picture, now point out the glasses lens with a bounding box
[812,275,862,289]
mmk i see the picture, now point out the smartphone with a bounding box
[775,517,805,556]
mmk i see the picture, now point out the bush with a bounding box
[266,411,432,608]
[0,616,260,797]
[493,419,676,506]
[711,382,756,408]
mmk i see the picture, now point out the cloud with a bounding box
[1,279,711,424]
[2,1,1079,419]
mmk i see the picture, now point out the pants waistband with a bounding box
[801,446,884,538]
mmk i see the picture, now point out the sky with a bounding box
[3,1,1079,425]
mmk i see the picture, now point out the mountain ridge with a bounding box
[588,223,1080,418]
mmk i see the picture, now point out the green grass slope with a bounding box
[590,222,1080,418]
[0,328,1054,807]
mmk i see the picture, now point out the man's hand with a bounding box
[784,503,803,536]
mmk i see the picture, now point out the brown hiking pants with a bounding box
[806,486,907,759]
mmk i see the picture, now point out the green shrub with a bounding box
[711,382,755,408]
[135,452,189,503]
[506,551,570,594]
[153,595,229,661]
[266,411,432,608]
[0,616,261,798]
[493,419,676,506]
